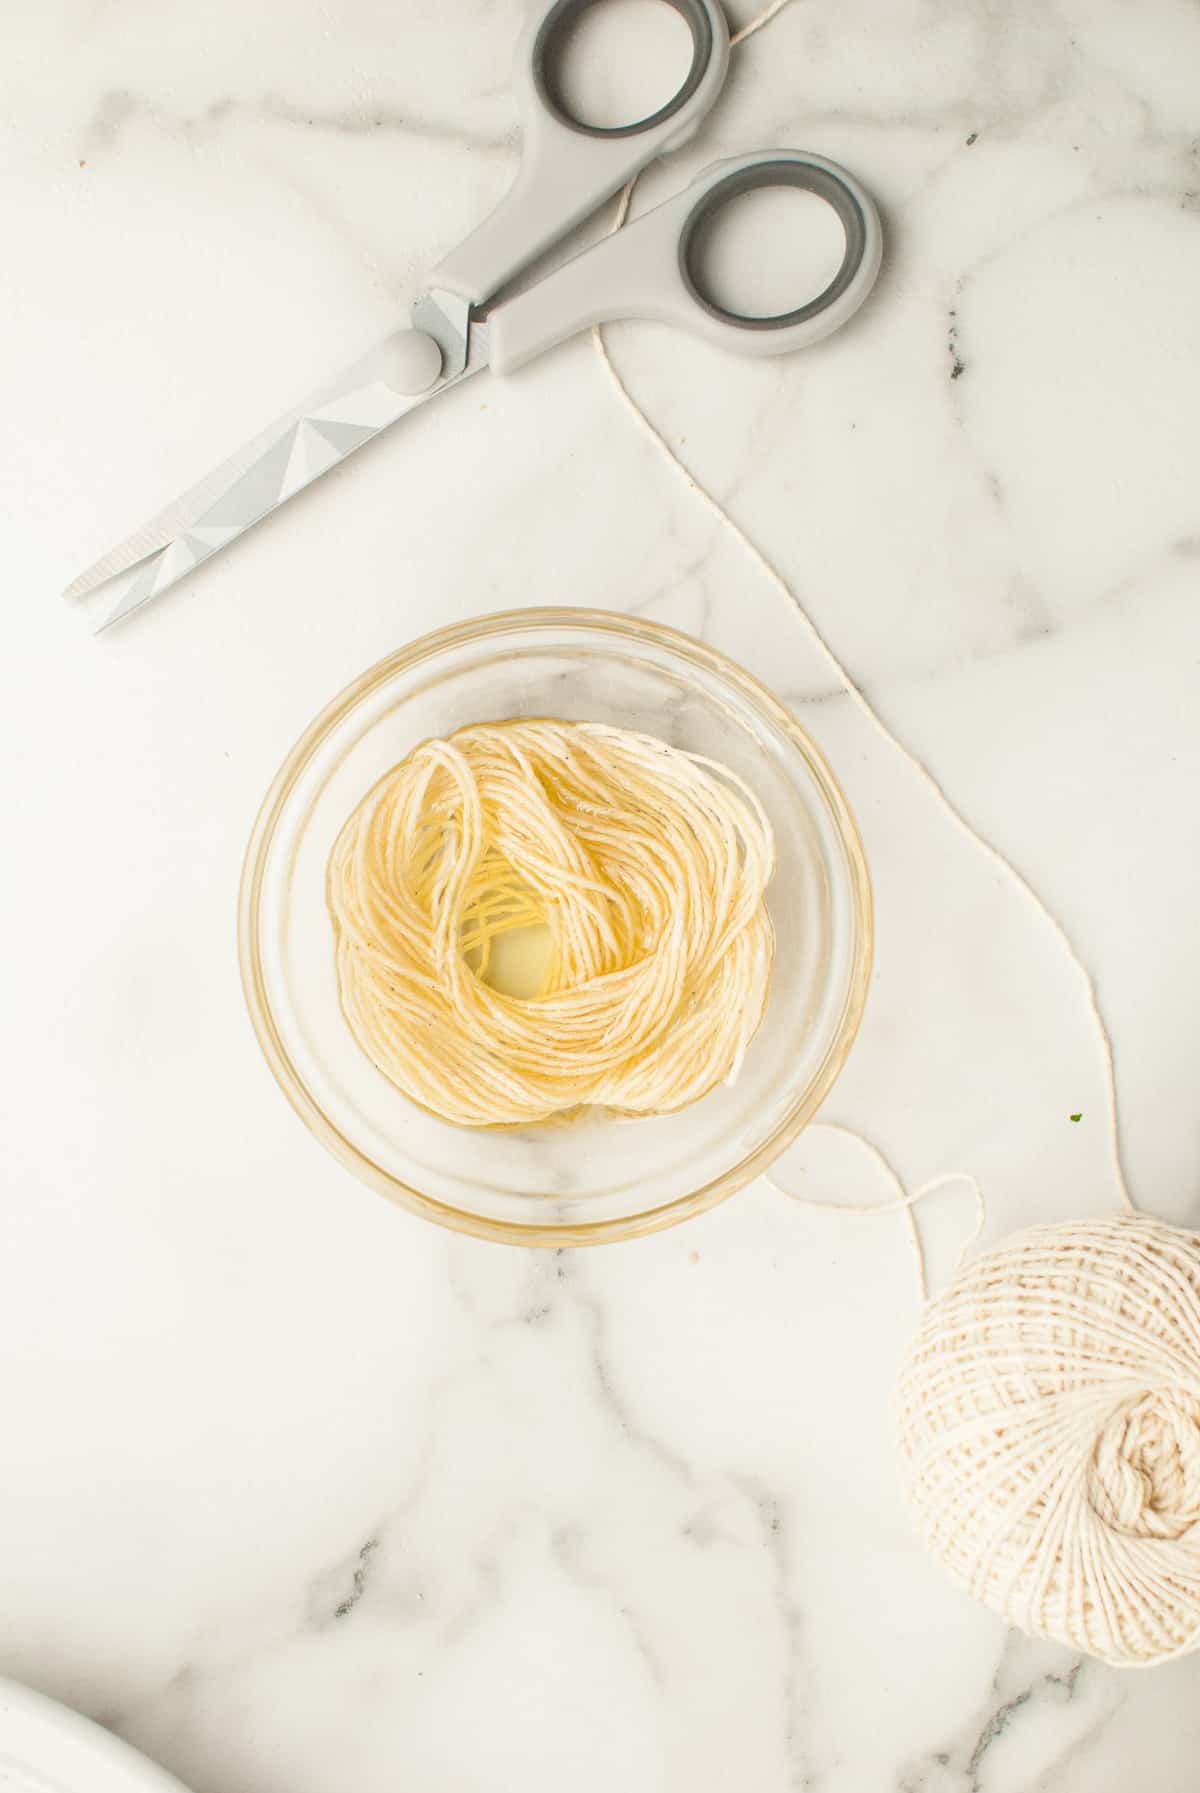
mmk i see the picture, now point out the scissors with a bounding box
[67,0,882,631]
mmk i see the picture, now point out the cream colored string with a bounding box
[728,0,796,42]
[591,0,1135,1286]
[895,1215,1200,1667]
[328,719,777,1128]
[791,1123,986,1300]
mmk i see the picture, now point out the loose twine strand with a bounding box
[591,0,1135,1296]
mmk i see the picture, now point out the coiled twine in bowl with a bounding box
[895,1216,1200,1666]
[327,719,776,1127]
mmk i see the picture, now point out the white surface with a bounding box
[2,1,1199,1790]
[0,1678,190,1793]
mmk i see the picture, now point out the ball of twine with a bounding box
[895,1215,1200,1666]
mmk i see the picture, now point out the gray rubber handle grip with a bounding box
[487,150,884,373]
[432,0,730,307]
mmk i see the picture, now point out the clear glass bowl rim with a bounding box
[238,607,874,1247]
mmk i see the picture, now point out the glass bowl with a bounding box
[239,609,872,1246]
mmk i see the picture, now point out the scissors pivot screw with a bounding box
[387,330,444,396]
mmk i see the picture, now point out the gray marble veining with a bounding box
[2,0,1198,1788]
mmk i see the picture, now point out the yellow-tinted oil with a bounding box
[478,922,555,1000]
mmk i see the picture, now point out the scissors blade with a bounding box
[68,318,488,632]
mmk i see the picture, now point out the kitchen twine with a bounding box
[329,719,774,1125]
[587,0,1200,1666]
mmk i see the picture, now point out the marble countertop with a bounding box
[4,0,1199,1787]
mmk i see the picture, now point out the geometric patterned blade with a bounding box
[191,430,299,529]
[64,314,487,631]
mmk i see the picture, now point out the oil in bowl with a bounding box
[239,609,871,1246]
